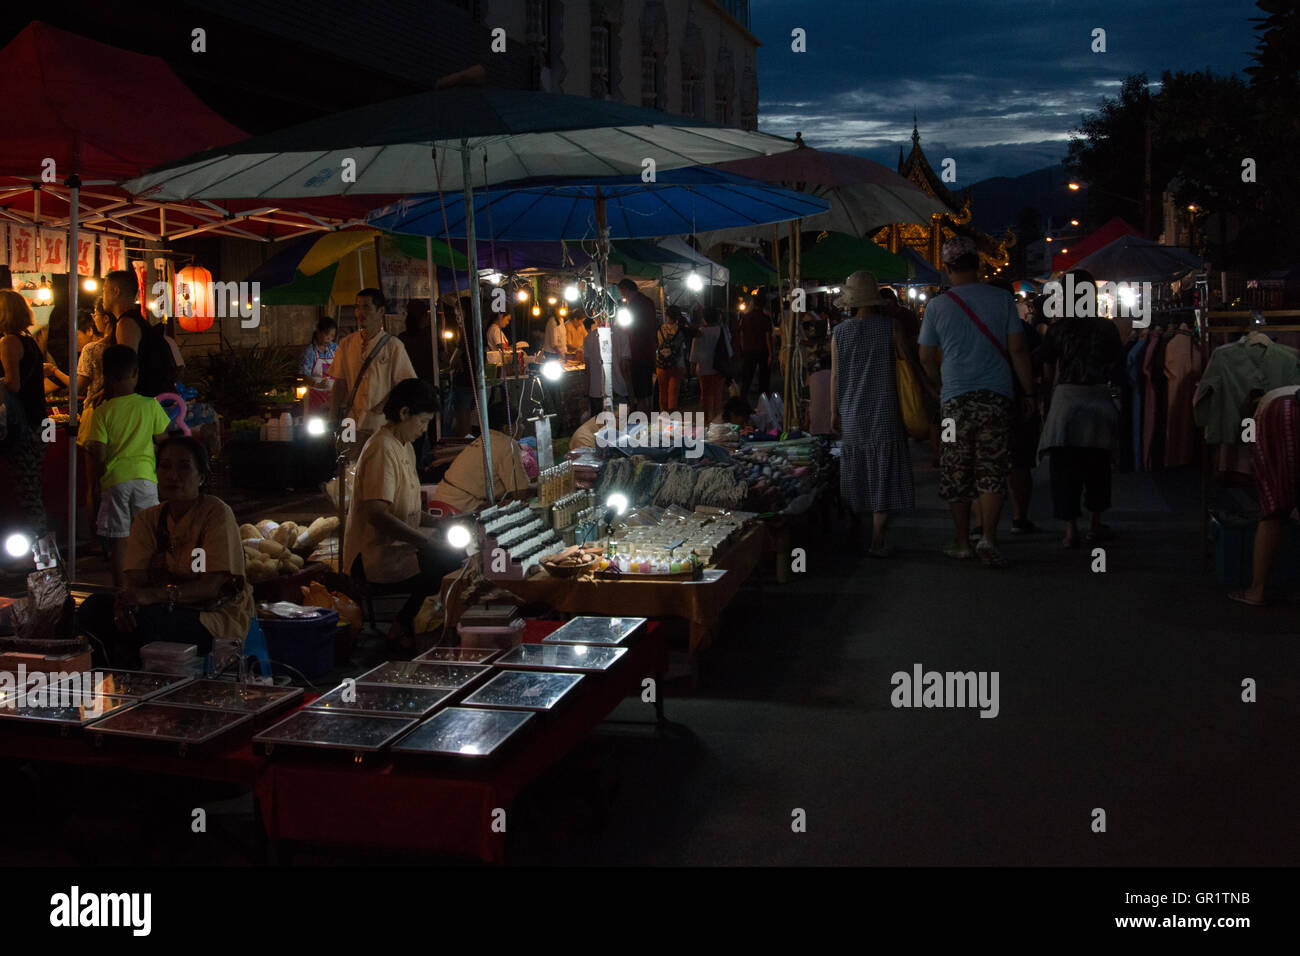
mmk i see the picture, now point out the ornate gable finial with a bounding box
[912,113,920,146]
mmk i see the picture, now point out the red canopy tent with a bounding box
[0,21,376,568]
[0,21,377,242]
[1051,217,1141,273]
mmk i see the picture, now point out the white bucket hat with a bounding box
[832,270,888,309]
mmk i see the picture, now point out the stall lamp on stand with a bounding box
[602,493,629,563]
[446,522,474,551]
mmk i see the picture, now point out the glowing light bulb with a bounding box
[306,417,327,436]
[35,288,52,303]
[606,493,628,515]
[542,359,563,381]
[442,330,454,339]
[907,288,917,300]
[516,289,529,303]
[4,532,32,558]
[616,307,632,327]
[559,306,568,317]
[446,524,473,549]
[531,305,541,317]
[685,272,703,292]
[547,296,557,305]
[82,278,98,292]
[564,285,579,303]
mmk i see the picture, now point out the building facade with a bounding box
[482,0,760,129]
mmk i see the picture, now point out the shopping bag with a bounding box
[894,341,930,441]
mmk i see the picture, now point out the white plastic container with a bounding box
[140,641,202,677]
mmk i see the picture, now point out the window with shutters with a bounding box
[591,23,611,98]
[641,56,657,108]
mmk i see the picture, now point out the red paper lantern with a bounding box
[175,265,214,332]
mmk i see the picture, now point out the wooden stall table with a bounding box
[462,523,771,653]
[252,618,672,863]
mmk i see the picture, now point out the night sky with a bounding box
[752,0,1262,184]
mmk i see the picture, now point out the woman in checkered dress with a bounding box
[830,271,914,555]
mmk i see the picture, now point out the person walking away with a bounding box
[300,316,338,416]
[830,271,914,555]
[918,238,1036,568]
[104,269,176,398]
[330,288,416,461]
[399,300,436,383]
[583,320,632,417]
[0,290,48,538]
[86,346,173,587]
[986,278,1043,535]
[690,308,729,424]
[1034,275,1127,549]
[655,306,688,412]
[619,278,659,414]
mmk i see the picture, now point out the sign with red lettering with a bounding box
[99,235,125,276]
[76,235,95,276]
[9,224,37,272]
[39,228,69,271]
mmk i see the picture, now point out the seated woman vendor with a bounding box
[431,402,530,513]
[345,379,465,646]
[78,436,254,668]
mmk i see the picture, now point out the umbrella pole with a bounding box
[67,177,80,575]
[426,236,442,441]
[463,143,495,505]
[595,189,612,406]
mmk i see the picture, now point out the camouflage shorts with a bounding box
[938,390,1012,502]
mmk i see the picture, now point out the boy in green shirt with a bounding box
[88,345,173,587]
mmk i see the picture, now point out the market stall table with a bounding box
[464,522,771,653]
[251,617,671,863]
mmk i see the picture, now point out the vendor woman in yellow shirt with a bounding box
[432,402,530,513]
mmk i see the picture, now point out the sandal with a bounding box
[1227,590,1266,607]
[976,540,1012,568]
[943,543,974,560]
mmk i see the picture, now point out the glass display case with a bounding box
[392,707,534,757]
[0,692,134,727]
[356,661,489,690]
[50,669,192,700]
[461,670,583,712]
[305,683,453,718]
[152,680,303,716]
[413,646,503,664]
[88,702,254,745]
[541,616,646,646]
[495,643,627,673]
[253,709,418,754]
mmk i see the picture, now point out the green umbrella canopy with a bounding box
[608,239,696,280]
[721,251,777,286]
[785,232,911,282]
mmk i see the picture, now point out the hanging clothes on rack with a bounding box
[1194,334,1300,445]
[1163,328,1204,468]
[1143,331,1171,470]
[1126,332,1147,473]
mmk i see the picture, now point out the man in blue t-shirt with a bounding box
[918,237,1035,567]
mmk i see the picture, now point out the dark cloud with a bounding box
[752,0,1261,180]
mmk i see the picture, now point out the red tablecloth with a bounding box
[252,618,671,862]
[0,619,671,864]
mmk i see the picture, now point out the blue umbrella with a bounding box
[367,167,829,241]
[899,246,944,286]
